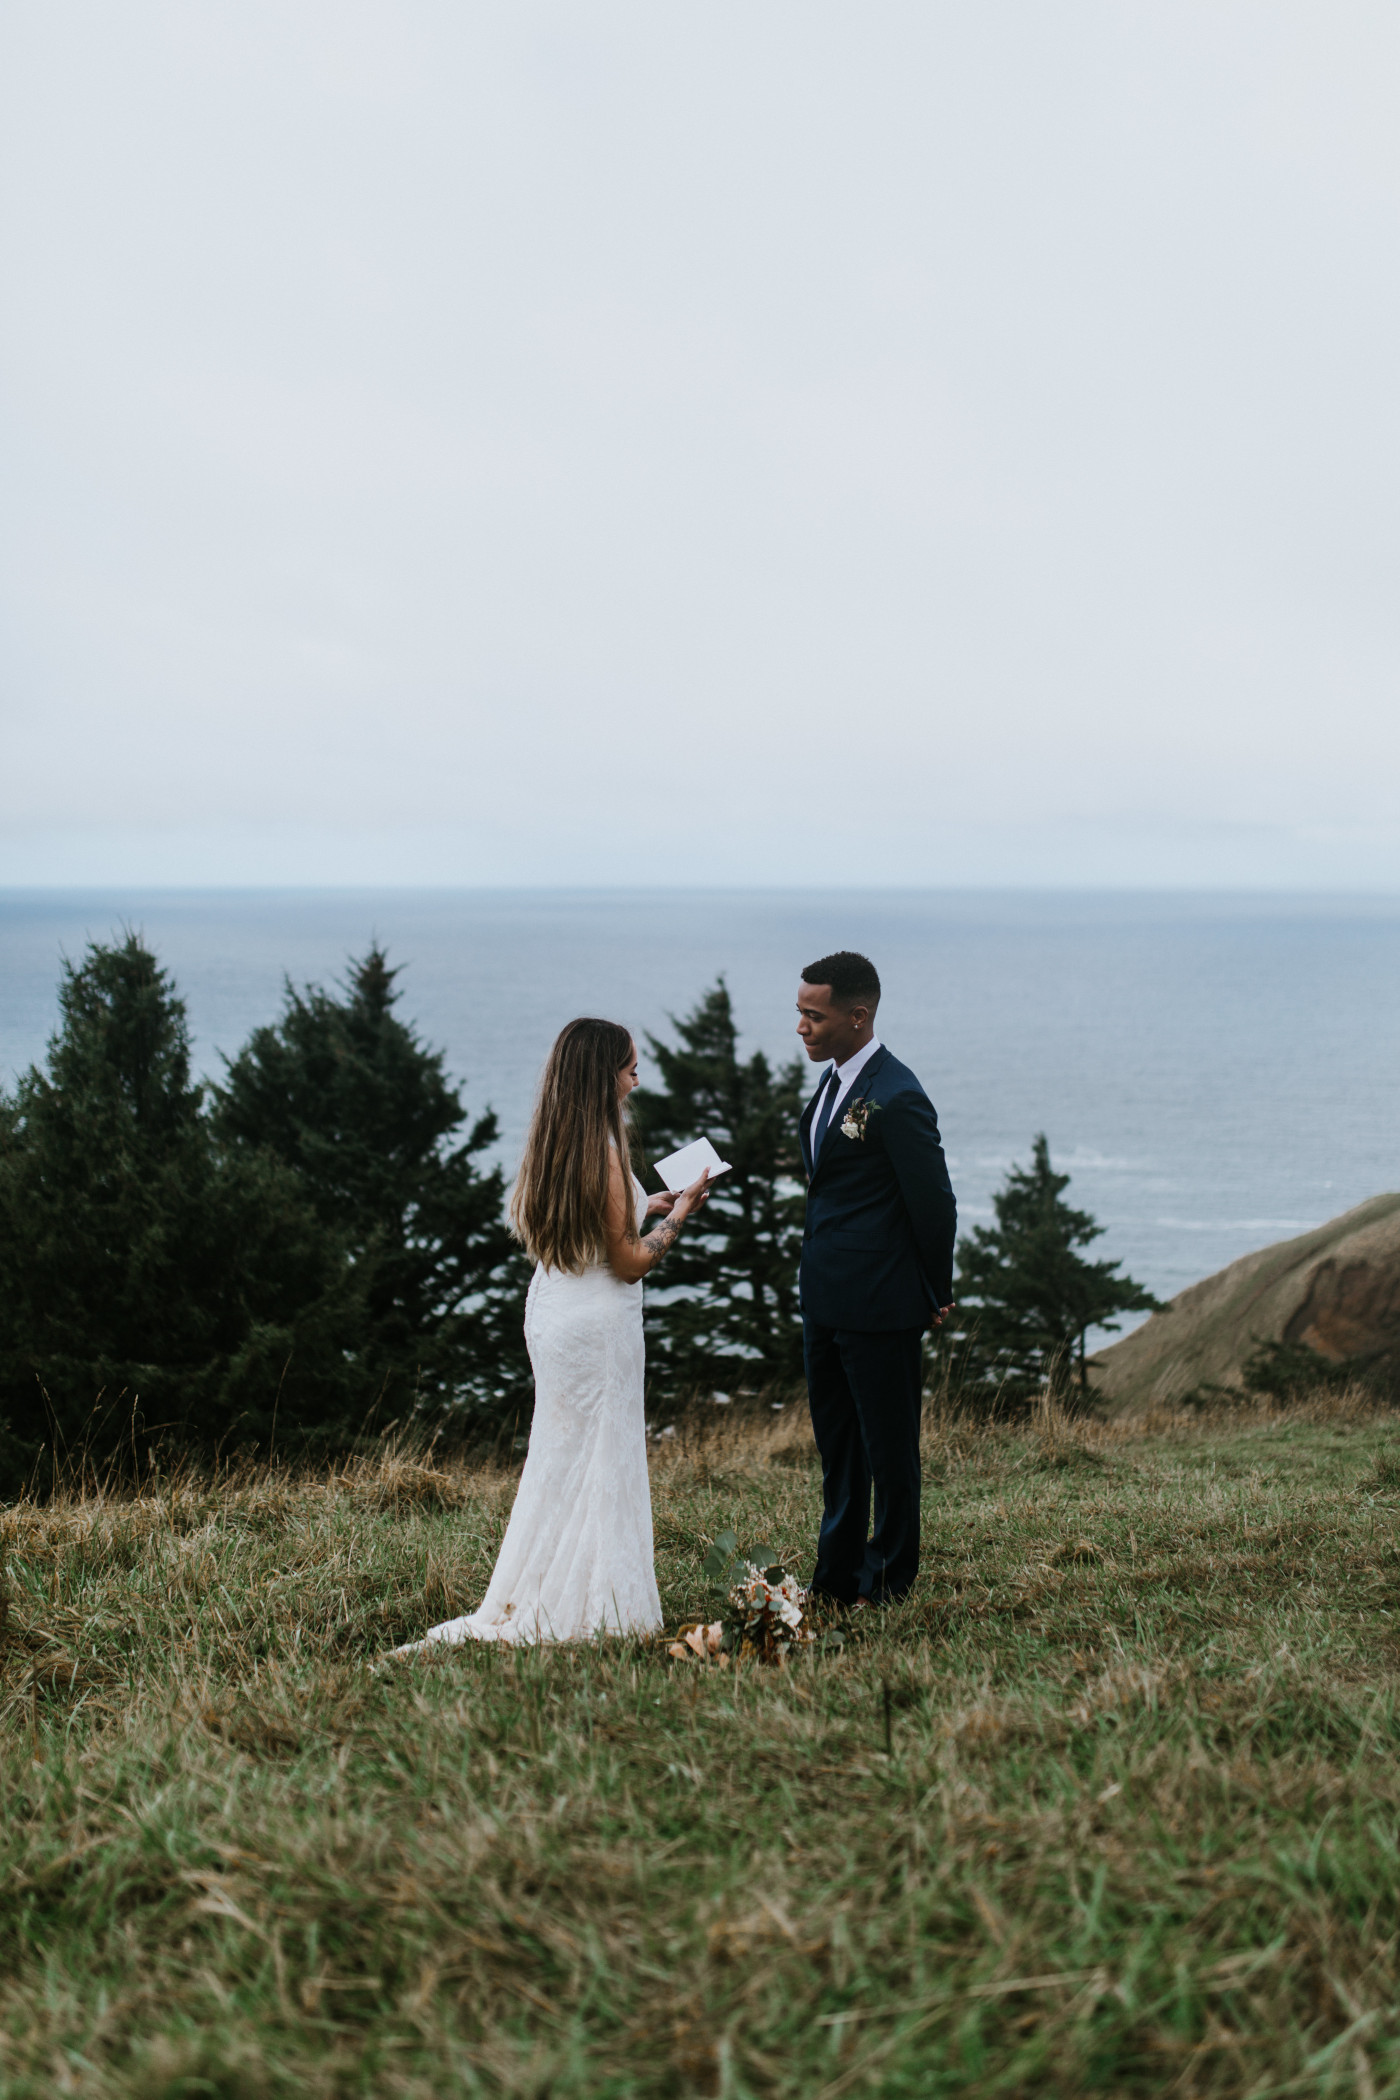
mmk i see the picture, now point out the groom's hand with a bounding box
[930,1301,956,1328]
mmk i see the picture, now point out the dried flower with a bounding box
[840,1098,881,1142]
[723,1562,815,1663]
[668,1551,815,1666]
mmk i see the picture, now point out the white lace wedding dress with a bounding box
[395,1174,662,1650]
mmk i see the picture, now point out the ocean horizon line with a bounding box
[5,881,1400,905]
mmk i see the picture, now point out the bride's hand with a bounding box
[672,1168,711,1222]
[645,1191,677,1219]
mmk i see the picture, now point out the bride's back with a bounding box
[510,1016,641,1275]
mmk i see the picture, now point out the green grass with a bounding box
[6,1395,1400,2097]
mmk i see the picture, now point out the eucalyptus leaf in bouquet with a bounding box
[672,1532,817,1665]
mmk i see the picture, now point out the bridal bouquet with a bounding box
[668,1531,816,1666]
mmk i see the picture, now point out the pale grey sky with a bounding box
[3,3,1399,888]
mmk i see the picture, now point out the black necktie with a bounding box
[811,1068,841,1156]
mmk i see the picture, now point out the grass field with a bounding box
[5,1394,1400,2098]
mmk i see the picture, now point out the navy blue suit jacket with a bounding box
[798,1045,957,1332]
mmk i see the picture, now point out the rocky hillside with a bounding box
[1089,1192,1400,1413]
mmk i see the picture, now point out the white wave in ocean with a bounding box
[969,1150,1148,1175]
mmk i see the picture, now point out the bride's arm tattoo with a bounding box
[645,1216,683,1266]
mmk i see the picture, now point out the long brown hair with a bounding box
[509,1018,639,1273]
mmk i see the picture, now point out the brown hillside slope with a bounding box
[1089,1192,1400,1413]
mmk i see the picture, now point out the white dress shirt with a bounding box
[809,1034,882,1134]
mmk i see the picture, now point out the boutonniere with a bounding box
[840,1098,881,1142]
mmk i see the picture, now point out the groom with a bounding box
[797,952,956,1608]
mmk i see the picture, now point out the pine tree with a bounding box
[0,936,349,1486]
[629,980,807,1400]
[214,946,530,1426]
[945,1134,1159,1404]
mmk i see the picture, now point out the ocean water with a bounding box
[3,888,1398,1336]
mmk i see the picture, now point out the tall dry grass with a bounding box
[5,1392,1400,2096]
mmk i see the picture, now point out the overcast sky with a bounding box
[3,3,1399,889]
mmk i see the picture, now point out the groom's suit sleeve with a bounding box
[884,1088,957,1308]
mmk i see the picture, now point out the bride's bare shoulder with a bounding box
[604,1142,631,1205]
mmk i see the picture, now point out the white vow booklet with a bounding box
[651,1135,733,1194]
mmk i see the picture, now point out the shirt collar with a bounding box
[832,1034,881,1082]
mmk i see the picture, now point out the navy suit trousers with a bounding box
[804,1319,923,1604]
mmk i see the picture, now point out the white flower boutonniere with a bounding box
[840,1098,881,1142]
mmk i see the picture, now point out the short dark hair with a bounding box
[801,951,881,1012]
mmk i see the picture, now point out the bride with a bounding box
[393,1017,710,1651]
